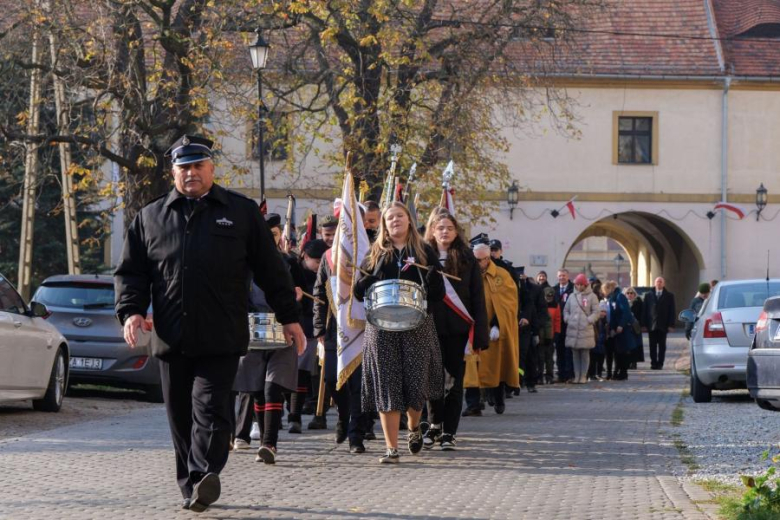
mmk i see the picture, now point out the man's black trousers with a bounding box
[648,330,668,368]
[159,353,239,499]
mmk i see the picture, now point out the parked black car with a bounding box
[747,295,780,411]
[32,274,162,402]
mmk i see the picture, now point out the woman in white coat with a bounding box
[563,274,602,384]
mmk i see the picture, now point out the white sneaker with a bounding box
[233,438,250,450]
[250,422,261,441]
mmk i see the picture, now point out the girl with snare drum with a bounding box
[353,202,445,463]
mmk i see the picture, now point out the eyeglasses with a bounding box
[626,292,636,295]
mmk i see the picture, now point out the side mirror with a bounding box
[679,309,696,323]
[29,301,51,319]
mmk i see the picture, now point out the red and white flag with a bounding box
[714,202,746,220]
[443,277,475,355]
[440,186,456,213]
[565,197,577,219]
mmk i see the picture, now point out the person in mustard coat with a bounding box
[463,243,520,415]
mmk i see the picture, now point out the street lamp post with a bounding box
[507,181,519,220]
[756,183,768,221]
[249,29,270,201]
[614,253,626,287]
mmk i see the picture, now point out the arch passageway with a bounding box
[563,212,705,313]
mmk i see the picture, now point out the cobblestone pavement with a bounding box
[0,337,712,519]
[0,386,155,441]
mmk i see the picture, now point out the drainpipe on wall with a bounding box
[720,76,731,279]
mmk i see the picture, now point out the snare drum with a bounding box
[365,279,427,332]
[248,313,289,350]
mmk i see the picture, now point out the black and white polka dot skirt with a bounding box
[361,314,444,413]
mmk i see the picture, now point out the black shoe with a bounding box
[288,421,302,434]
[349,441,366,454]
[486,396,495,406]
[182,498,191,510]
[513,387,520,396]
[335,421,348,444]
[494,403,505,415]
[461,407,482,417]
[629,362,638,370]
[527,386,538,393]
[364,431,377,441]
[439,433,456,451]
[189,473,221,513]
[307,416,327,430]
[255,445,277,464]
[301,402,316,415]
[407,427,423,455]
[423,427,441,450]
[546,376,554,385]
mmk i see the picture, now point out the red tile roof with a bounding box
[711,0,780,76]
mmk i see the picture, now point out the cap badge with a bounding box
[182,136,190,146]
[216,217,234,228]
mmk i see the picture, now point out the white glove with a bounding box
[317,337,325,360]
[489,326,500,341]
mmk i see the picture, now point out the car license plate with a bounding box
[747,324,756,337]
[774,326,780,342]
[69,357,103,370]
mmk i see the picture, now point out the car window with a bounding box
[718,282,780,310]
[0,276,27,315]
[34,282,114,309]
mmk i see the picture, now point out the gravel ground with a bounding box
[673,387,780,486]
[0,386,157,443]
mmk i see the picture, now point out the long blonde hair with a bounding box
[366,202,428,270]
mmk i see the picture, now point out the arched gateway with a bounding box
[563,212,705,314]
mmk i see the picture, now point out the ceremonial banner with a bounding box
[329,169,371,389]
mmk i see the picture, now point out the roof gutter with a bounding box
[537,72,780,83]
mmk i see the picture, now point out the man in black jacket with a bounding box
[643,276,676,370]
[115,135,305,513]
[554,269,575,382]
[518,273,548,393]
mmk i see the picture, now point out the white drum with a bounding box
[365,279,427,332]
[248,313,289,350]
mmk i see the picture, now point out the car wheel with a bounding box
[145,384,164,403]
[756,399,780,412]
[690,361,712,403]
[33,348,67,412]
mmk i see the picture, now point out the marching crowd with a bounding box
[114,134,691,512]
[229,197,685,466]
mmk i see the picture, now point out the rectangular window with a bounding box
[612,111,658,165]
[249,111,289,162]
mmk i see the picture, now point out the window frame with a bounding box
[612,111,659,166]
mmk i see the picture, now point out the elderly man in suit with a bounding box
[642,277,676,370]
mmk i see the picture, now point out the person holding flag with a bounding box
[353,201,445,463]
[312,166,372,453]
[423,208,489,450]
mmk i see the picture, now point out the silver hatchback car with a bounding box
[681,279,780,403]
[32,274,161,402]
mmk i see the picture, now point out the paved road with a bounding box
[0,337,711,519]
